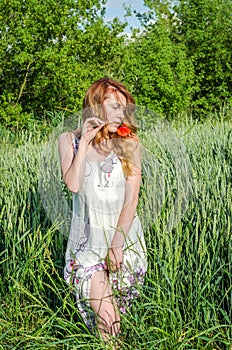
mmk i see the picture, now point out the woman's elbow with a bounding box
[63,175,79,194]
[67,184,79,194]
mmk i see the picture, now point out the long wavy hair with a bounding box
[81,78,140,176]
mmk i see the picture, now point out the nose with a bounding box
[118,108,124,120]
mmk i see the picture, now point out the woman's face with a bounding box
[102,91,127,133]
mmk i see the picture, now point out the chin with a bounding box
[107,126,118,134]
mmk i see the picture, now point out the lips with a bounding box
[114,120,121,126]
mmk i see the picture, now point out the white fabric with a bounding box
[65,150,147,270]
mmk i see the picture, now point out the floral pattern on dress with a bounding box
[64,256,146,331]
[110,266,146,314]
[64,134,147,332]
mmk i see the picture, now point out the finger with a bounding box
[93,123,105,130]
[81,124,104,140]
[109,258,119,271]
[85,117,105,127]
[85,117,104,123]
[84,121,105,134]
[109,260,117,272]
[93,118,105,125]
[105,255,113,269]
[117,261,122,270]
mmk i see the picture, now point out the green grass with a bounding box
[0,117,231,349]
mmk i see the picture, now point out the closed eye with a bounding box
[112,103,126,112]
[112,103,120,109]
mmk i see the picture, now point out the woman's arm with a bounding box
[106,164,141,271]
[58,132,89,193]
[58,118,105,193]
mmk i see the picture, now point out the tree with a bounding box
[113,11,194,119]
[141,0,232,117]
[0,0,126,129]
[173,0,232,115]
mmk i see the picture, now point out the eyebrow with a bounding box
[105,92,127,108]
[111,101,127,109]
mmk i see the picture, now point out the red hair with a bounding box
[81,78,140,176]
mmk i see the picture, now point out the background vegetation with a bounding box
[0,118,231,349]
[0,0,232,131]
[0,0,231,348]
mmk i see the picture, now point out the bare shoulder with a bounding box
[58,132,72,144]
[58,132,74,160]
[59,128,81,144]
[58,131,77,151]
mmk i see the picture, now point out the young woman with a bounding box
[59,78,147,343]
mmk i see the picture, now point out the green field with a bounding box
[0,117,231,349]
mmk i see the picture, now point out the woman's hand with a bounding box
[105,246,123,272]
[81,117,105,144]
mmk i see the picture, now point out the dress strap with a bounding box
[71,133,80,155]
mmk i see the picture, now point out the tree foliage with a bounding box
[0,0,232,129]
[114,15,194,117]
[0,0,125,128]
[173,0,232,115]
[144,0,232,116]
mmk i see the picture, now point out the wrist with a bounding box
[110,244,123,250]
[78,138,89,152]
[111,233,125,249]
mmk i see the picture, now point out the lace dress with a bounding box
[64,135,147,331]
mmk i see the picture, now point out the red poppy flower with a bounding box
[117,123,131,137]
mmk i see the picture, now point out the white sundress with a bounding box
[64,135,147,331]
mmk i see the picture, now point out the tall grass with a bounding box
[0,118,231,349]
